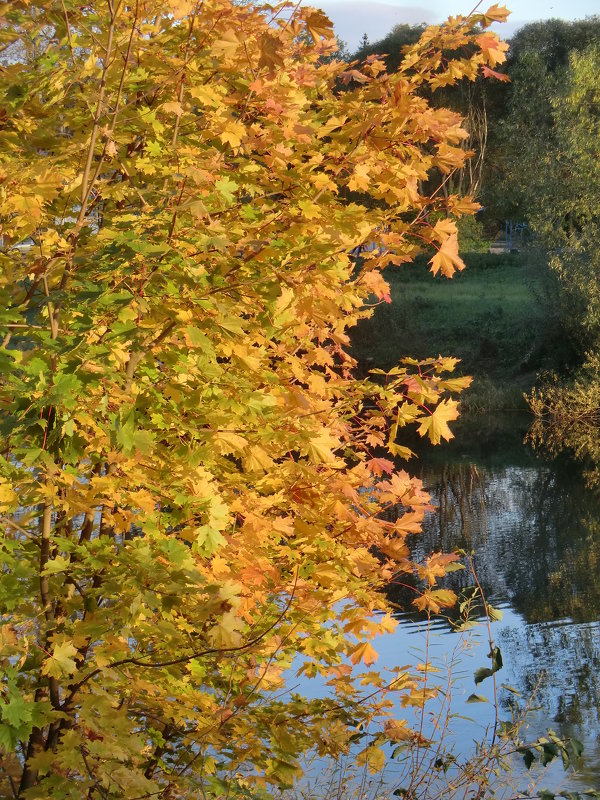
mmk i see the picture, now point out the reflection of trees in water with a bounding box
[395,457,600,778]
[405,461,600,625]
[437,463,488,548]
[385,445,600,785]
[496,620,600,786]
[497,621,600,728]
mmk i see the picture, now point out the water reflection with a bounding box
[384,414,600,790]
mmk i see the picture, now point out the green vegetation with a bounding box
[351,251,567,410]
[351,17,600,420]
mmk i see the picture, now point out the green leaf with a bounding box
[215,177,238,204]
[116,406,136,453]
[474,667,494,685]
[490,645,503,671]
[466,693,488,703]
[519,747,535,769]
[0,724,17,751]
[540,741,560,766]
[186,326,216,355]
[48,373,82,408]
[1,693,32,727]
[42,554,71,575]
[571,737,584,759]
[193,525,225,556]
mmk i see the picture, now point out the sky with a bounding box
[304,0,600,49]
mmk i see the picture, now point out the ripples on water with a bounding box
[292,416,600,796]
[388,417,600,793]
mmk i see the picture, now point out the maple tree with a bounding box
[0,0,508,797]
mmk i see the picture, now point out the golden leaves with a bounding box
[208,609,244,648]
[429,234,466,278]
[304,430,341,465]
[41,639,78,678]
[258,33,285,72]
[418,552,462,586]
[0,480,19,512]
[484,3,510,23]
[356,744,386,773]
[219,121,246,149]
[211,28,241,58]
[350,640,379,666]
[0,0,504,791]
[301,8,335,42]
[413,588,458,613]
[476,32,509,67]
[416,399,460,445]
[384,718,413,742]
[482,65,510,82]
[347,163,371,192]
[360,270,391,303]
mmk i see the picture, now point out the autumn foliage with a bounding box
[0,1,507,796]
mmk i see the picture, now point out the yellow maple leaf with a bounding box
[416,399,459,445]
[162,100,184,117]
[219,121,246,149]
[413,588,457,613]
[211,29,240,57]
[429,234,466,278]
[350,640,379,666]
[303,8,334,41]
[449,195,482,217]
[418,552,462,586]
[384,718,412,742]
[432,217,458,241]
[356,745,386,773]
[212,430,248,454]
[208,610,244,649]
[244,445,274,473]
[361,270,391,303]
[484,3,510,23]
[258,32,285,71]
[348,163,370,192]
[41,640,78,678]
[304,430,339,464]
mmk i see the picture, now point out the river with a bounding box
[292,413,600,798]
[389,413,600,796]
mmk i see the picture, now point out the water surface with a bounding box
[381,414,600,794]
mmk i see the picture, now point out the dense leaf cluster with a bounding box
[0,1,507,797]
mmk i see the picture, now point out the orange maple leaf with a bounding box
[429,234,466,278]
[350,640,379,666]
[482,65,510,82]
[476,33,509,67]
[484,3,510,23]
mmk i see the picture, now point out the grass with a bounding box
[351,251,567,411]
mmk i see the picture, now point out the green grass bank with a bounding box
[351,251,566,412]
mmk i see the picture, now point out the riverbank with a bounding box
[351,250,569,412]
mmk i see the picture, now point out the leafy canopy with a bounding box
[0,0,507,797]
